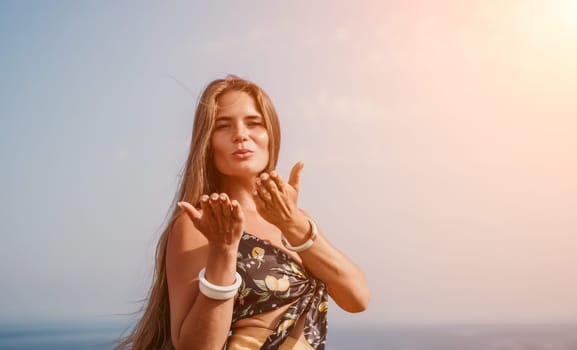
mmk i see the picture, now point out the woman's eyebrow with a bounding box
[215,115,262,120]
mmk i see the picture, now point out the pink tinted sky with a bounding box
[0,0,575,325]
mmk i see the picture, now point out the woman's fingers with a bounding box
[288,161,304,194]
[253,187,267,211]
[261,172,292,214]
[255,172,293,220]
[219,193,231,219]
[255,176,273,203]
[209,193,225,229]
[231,200,244,223]
[185,193,243,244]
[177,201,201,222]
[261,173,280,201]
[252,190,267,212]
[199,194,211,219]
[269,170,286,193]
[218,193,234,240]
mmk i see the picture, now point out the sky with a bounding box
[1,0,576,327]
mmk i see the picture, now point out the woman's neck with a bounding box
[218,175,258,214]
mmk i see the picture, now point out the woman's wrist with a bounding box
[281,216,318,252]
[205,244,239,286]
[207,241,239,255]
[277,213,309,242]
[198,267,242,300]
[280,214,316,247]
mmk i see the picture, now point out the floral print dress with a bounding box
[230,232,328,350]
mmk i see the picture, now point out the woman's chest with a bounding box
[242,217,302,264]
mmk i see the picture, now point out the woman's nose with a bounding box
[232,124,249,142]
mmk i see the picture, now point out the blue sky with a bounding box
[1,1,577,326]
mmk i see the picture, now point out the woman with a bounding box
[116,75,369,350]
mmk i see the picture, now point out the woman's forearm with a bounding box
[299,233,370,312]
[175,296,234,350]
[281,218,370,312]
[170,247,238,350]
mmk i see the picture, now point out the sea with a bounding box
[1,320,576,350]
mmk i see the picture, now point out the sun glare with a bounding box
[510,0,577,63]
[558,0,577,32]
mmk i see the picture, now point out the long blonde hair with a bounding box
[115,75,281,349]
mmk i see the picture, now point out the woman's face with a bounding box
[211,90,270,179]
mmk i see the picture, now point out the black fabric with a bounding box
[231,232,328,350]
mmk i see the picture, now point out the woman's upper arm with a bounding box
[166,213,208,345]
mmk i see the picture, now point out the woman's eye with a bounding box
[215,124,230,129]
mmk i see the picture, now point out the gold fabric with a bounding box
[227,327,315,350]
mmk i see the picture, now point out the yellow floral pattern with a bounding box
[318,301,328,313]
[232,232,328,350]
[265,275,290,292]
[251,246,265,259]
[277,318,295,333]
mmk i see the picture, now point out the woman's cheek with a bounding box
[255,129,269,146]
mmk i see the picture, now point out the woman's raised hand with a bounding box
[178,193,244,248]
[253,161,308,231]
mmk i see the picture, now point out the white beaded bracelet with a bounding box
[198,267,242,300]
[281,217,318,253]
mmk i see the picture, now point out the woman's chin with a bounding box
[219,166,266,179]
